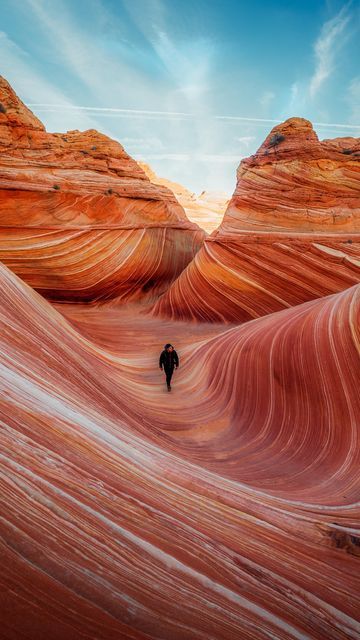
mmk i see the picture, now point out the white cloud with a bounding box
[216,115,279,124]
[27,104,190,116]
[309,4,351,98]
[196,155,243,163]
[137,153,190,161]
[122,0,213,109]
[3,0,359,194]
[259,91,275,109]
[28,105,190,121]
[137,153,242,163]
[119,136,164,151]
[24,0,158,107]
[24,101,360,130]
[0,30,104,133]
[235,136,256,147]
[346,76,360,123]
[0,31,71,105]
[289,82,301,109]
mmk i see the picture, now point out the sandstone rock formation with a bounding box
[0,77,204,302]
[1,77,360,640]
[153,118,360,322]
[139,162,229,233]
[1,261,359,639]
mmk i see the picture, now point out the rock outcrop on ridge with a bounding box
[153,118,360,322]
[0,77,204,302]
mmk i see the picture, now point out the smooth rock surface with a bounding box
[1,262,360,639]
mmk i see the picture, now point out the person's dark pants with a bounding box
[164,367,174,387]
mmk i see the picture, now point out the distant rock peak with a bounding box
[0,75,45,131]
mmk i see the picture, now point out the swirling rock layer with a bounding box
[0,77,204,301]
[153,118,360,321]
[1,262,360,639]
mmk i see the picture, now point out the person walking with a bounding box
[159,344,179,392]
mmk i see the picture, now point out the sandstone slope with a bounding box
[1,261,360,639]
[153,118,360,322]
[0,77,204,302]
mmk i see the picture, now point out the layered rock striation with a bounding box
[1,261,360,639]
[1,78,360,639]
[153,118,360,322]
[0,77,204,302]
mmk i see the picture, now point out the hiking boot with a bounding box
[167,385,171,392]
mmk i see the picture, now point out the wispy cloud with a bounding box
[235,136,256,147]
[309,4,351,98]
[2,0,359,194]
[137,153,190,161]
[137,153,242,163]
[119,136,164,151]
[346,76,360,123]
[197,155,244,163]
[259,91,275,110]
[26,102,360,130]
[28,104,190,116]
[0,31,71,105]
[25,0,158,107]
[216,114,360,129]
[122,0,213,109]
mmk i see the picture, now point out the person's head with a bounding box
[164,343,173,352]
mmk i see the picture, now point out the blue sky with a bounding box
[1,0,359,193]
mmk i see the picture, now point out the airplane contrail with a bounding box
[27,103,360,129]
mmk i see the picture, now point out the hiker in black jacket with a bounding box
[159,343,179,392]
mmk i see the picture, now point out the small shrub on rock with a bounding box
[342,149,352,155]
[0,103,7,114]
[268,133,285,148]
[53,184,60,190]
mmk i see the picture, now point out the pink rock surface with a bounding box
[1,261,359,639]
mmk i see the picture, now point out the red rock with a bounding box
[153,118,360,321]
[1,262,359,639]
[0,77,204,302]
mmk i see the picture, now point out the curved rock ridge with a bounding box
[59,280,360,499]
[153,118,360,321]
[181,284,360,495]
[1,263,360,639]
[0,77,204,301]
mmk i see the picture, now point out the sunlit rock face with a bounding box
[0,77,204,302]
[1,261,360,639]
[153,118,360,322]
[139,162,229,233]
